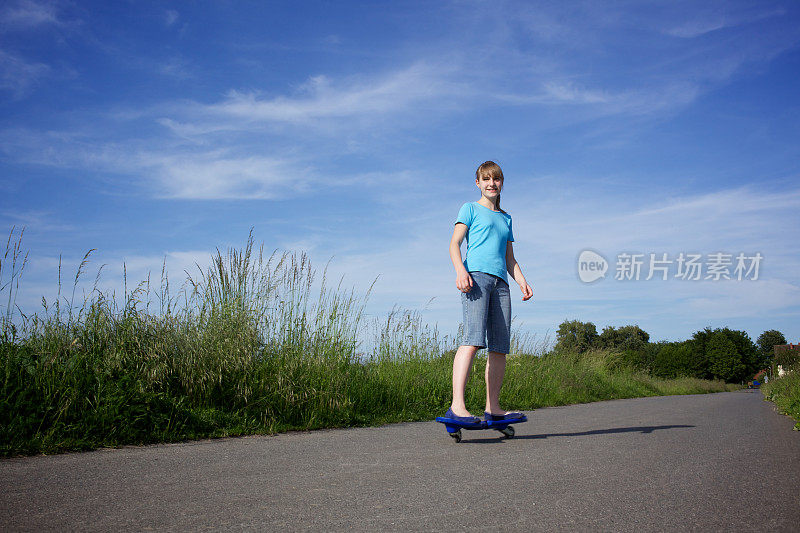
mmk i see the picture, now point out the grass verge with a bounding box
[0,231,739,456]
[761,368,800,430]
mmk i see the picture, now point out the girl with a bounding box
[446,161,533,424]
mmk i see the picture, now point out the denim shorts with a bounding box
[461,271,512,354]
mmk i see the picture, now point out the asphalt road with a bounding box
[2,390,799,532]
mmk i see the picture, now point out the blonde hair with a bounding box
[475,161,506,213]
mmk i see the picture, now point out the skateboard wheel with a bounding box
[499,426,515,438]
[449,430,462,443]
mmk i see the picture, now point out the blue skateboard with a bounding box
[435,413,527,443]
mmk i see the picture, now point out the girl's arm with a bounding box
[506,241,533,301]
[450,223,473,292]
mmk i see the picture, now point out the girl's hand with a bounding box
[456,271,473,293]
[520,282,533,301]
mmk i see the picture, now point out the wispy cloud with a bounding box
[164,9,179,27]
[143,61,469,147]
[0,0,61,31]
[267,176,800,333]
[157,56,193,79]
[0,128,317,200]
[201,62,463,126]
[664,6,786,38]
[473,2,799,121]
[665,18,730,39]
[3,1,799,347]
[0,209,73,233]
[497,80,700,118]
[514,183,800,260]
[542,82,610,104]
[13,247,216,316]
[143,152,314,200]
[501,181,800,332]
[684,279,800,318]
[0,49,50,97]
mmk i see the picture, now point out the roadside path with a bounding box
[2,390,799,531]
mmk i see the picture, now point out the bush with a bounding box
[598,325,649,352]
[762,361,800,431]
[554,319,598,353]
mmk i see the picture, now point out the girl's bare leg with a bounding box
[485,351,507,415]
[450,345,479,416]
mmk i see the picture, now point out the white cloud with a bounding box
[164,9,179,27]
[0,49,50,97]
[145,152,314,200]
[156,118,229,138]
[498,80,700,117]
[136,62,469,145]
[1,0,60,31]
[115,250,213,290]
[542,81,610,104]
[11,247,217,317]
[0,128,317,200]
[665,18,729,39]
[331,180,800,340]
[494,181,800,338]
[685,279,800,318]
[637,187,800,217]
[157,56,193,79]
[512,183,800,258]
[664,7,786,38]
[71,143,316,200]
[0,209,74,234]
[202,62,463,125]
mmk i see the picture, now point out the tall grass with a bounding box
[1,230,736,456]
[1,226,28,341]
[762,366,800,430]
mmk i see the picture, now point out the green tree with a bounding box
[756,330,786,367]
[650,340,695,379]
[555,319,598,353]
[721,328,760,381]
[706,333,743,382]
[688,328,714,379]
[691,327,759,382]
[686,327,760,382]
[598,325,650,352]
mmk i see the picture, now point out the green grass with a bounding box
[761,368,800,430]
[0,230,738,456]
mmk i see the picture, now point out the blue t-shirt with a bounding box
[455,202,514,283]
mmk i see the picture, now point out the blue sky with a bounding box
[1,0,799,348]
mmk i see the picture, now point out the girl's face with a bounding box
[476,174,503,199]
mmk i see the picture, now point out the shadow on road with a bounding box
[461,424,695,444]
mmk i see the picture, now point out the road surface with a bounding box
[2,390,799,531]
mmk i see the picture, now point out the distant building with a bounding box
[773,344,799,378]
[773,343,800,358]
